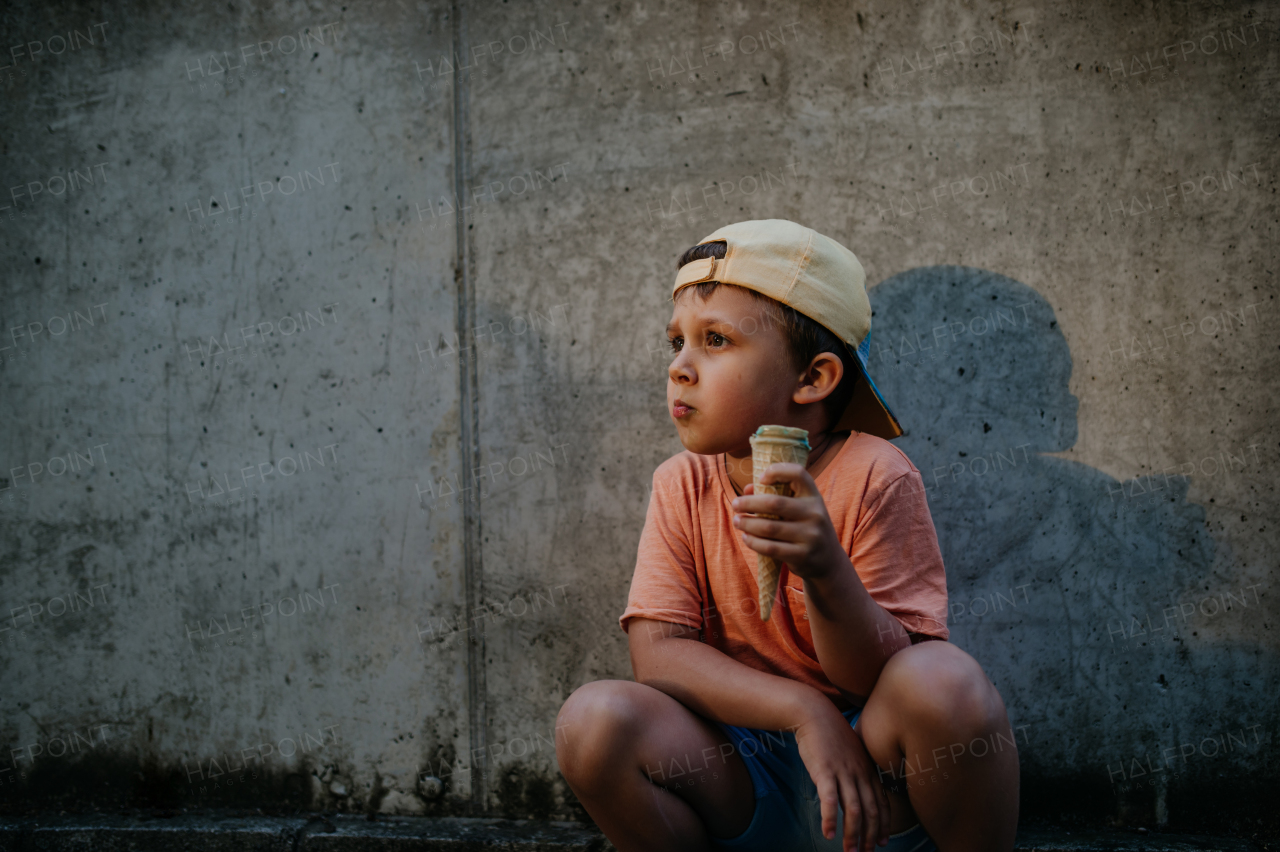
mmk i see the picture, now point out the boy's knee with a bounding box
[558,680,639,728]
[555,680,645,776]
[884,643,1000,735]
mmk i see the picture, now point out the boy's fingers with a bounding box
[854,775,882,852]
[873,771,891,843]
[852,730,891,843]
[735,515,806,542]
[759,463,819,495]
[815,775,839,841]
[738,533,804,563]
[757,462,802,485]
[834,772,855,844]
[839,775,863,851]
[732,493,808,518]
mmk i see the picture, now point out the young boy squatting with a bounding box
[556,220,1020,852]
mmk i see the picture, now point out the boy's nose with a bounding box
[668,353,695,383]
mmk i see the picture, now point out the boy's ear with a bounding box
[792,352,844,406]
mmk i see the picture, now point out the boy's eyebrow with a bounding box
[665,315,738,336]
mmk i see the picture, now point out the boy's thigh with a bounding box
[853,641,993,805]
[562,680,757,839]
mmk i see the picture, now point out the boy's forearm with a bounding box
[630,619,840,731]
[803,555,912,701]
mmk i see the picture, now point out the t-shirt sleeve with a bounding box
[618,465,705,635]
[849,470,950,639]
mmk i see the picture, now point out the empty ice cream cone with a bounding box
[748,425,810,621]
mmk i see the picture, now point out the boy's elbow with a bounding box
[823,644,905,702]
[628,636,668,685]
[631,650,675,689]
[627,618,699,684]
[628,644,652,684]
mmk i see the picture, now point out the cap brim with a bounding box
[833,347,904,439]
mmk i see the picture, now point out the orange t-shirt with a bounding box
[618,431,949,707]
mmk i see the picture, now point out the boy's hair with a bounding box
[675,240,860,429]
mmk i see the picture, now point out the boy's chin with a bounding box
[675,426,750,457]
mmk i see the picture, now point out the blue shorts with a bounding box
[709,708,938,852]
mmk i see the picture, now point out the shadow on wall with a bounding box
[867,267,1271,828]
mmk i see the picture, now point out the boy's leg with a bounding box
[556,679,756,852]
[855,641,1020,852]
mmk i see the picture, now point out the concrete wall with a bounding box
[0,0,1275,833]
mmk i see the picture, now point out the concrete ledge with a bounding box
[0,814,609,851]
[0,814,301,852]
[0,815,1259,851]
[301,815,609,851]
[1015,830,1257,851]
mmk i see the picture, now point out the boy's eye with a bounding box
[706,332,726,347]
[667,336,683,353]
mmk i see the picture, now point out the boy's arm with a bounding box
[801,554,912,703]
[730,465,916,701]
[628,616,827,730]
[628,616,892,850]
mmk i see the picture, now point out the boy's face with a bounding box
[665,285,804,456]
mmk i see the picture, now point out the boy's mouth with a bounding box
[672,400,693,419]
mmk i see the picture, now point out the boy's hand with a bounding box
[793,701,891,851]
[731,462,846,581]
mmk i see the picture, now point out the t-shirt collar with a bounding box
[715,431,858,507]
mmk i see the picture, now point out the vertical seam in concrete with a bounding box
[450,0,488,815]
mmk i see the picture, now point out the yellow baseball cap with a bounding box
[672,218,903,440]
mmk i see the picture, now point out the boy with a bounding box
[556,220,1019,852]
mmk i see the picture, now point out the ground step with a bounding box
[1015,830,1257,851]
[0,815,1260,851]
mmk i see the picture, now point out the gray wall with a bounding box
[0,0,1275,833]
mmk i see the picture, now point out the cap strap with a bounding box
[673,256,717,292]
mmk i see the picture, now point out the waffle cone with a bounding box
[748,427,810,621]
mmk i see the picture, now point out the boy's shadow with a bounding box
[868,266,1228,797]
